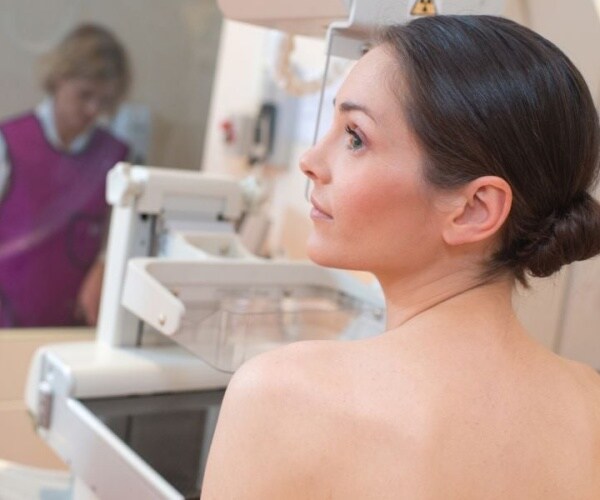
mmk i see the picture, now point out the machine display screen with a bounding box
[82,389,225,499]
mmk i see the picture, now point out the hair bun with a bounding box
[518,193,600,277]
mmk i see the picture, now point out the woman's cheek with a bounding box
[341,181,394,224]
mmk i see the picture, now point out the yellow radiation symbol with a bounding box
[410,0,437,16]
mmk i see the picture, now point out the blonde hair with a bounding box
[40,24,131,106]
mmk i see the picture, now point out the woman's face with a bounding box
[53,77,119,135]
[300,46,447,278]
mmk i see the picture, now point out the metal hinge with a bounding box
[37,380,54,429]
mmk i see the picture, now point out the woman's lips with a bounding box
[310,196,333,220]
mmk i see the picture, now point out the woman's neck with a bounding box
[378,267,515,332]
[51,102,88,150]
[55,122,81,150]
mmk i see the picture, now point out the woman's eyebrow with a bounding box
[332,97,377,124]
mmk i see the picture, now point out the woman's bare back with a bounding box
[276,332,600,499]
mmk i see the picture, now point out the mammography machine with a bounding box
[24,1,505,498]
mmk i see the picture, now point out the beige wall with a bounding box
[0,0,223,170]
[0,329,93,469]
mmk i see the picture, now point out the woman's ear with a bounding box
[442,176,512,246]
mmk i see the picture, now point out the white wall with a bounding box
[202,20,270,177]
[202,23,346,258]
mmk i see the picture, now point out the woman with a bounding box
[0,24,131,327]
[202,16,600,499]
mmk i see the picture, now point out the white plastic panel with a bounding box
[122,259,385,372]
[25,343,230,409]
[60,399,182,500]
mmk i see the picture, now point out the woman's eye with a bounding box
[345,125,364,151]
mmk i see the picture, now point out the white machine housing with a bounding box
[218,0,505,58]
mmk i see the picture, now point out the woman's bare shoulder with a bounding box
[544,355,600,443]
[201,341,352,499]
[228,340,350,400]
[224,340,362,428]
[562,358,600,407]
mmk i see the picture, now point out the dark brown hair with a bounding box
[380,15,600,284]
[40,23,131,107]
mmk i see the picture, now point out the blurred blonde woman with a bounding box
[0,24,131,327]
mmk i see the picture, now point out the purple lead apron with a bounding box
[0,113,128,327]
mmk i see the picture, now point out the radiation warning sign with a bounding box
[410,0,438,16]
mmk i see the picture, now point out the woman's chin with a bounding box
[306,242,352,270]
[306,237,330,264]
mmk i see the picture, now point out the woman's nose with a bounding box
[299,143,330,183]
